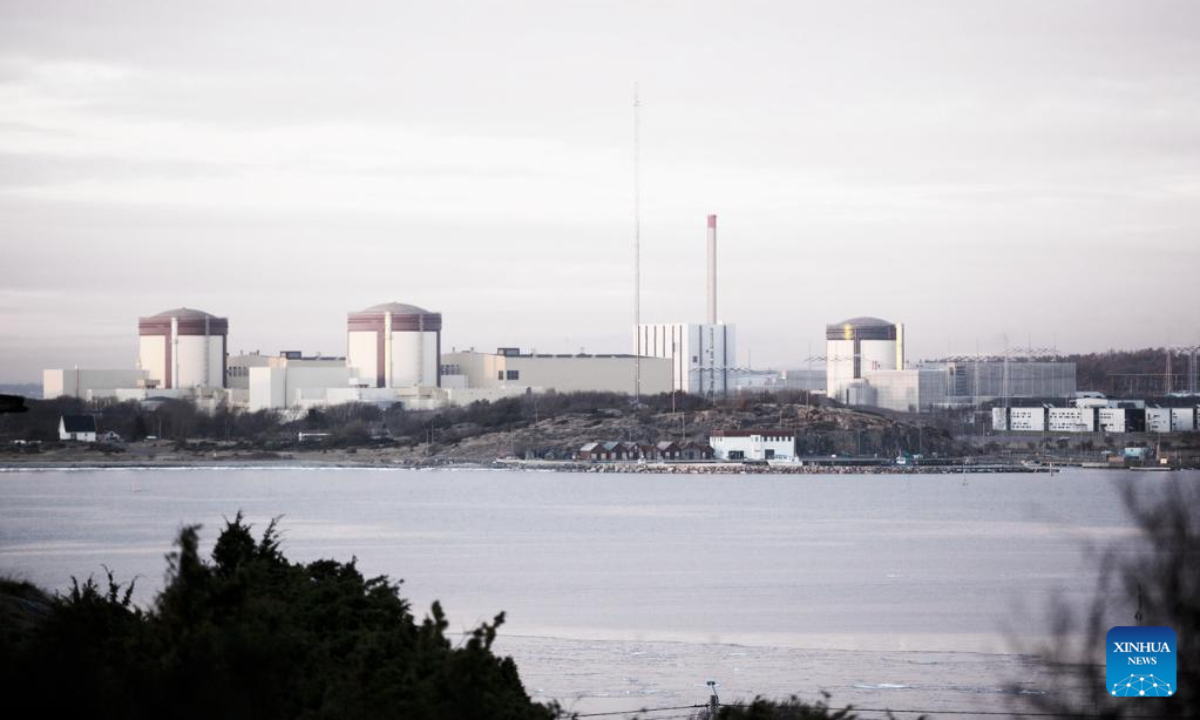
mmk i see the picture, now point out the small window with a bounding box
[506,370,520,380]
[497,371,504,380]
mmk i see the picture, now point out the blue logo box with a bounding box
[1106,626,1176,697]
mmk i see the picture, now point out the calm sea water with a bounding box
[1,467,1187,717]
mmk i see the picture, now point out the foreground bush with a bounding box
[0,515,558,720]
[1018,480,1200,717]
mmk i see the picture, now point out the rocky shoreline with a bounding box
[0,454,1055,474]
[495,459,1056,474]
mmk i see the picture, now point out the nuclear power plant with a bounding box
[42,207,1162,420]
[40,210,747,411]
[40,285,681,409]
[822,314,1082,413]
[825,316,904,405]
[137,308,228,390]
[347,302,442,389]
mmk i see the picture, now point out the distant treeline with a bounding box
[1057,348,1195,394]
[0,391,722,448]
[0,389,842,448]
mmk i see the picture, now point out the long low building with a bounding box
[992,405,1197,433]
[944,360,1077,403]
[833,360,1078,414]
[441,348,673,395]
[43,369,150,400]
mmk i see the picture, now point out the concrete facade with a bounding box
[1172,408,1197,432]
[248,366,357,412]
[346,302,441,389]
[825,317,902,405]
[1146,408,1172,433]
[710,430,796,461]
[137,308,228,389]
[1098,408,1129,433]
[441,349,673,395]
[43,368,149,400]
[1048,407,1097,432]
[863,368,947,413]
[944,361,1076,403]
[635,323,736,396]
[227,352,348,391]
[1009,407,1046,432]
[991,405,1191,434]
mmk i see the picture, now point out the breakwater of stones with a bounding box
[495,460,1054,475]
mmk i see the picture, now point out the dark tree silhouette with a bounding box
[1016,480,1200,718]
[1,514,559,720]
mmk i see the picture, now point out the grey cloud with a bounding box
[0,0,1198,381]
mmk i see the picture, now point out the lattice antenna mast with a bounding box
[633,83,642,406]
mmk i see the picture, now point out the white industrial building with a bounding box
[710,429,796,461]
[780,369,826,392]
[864,368,947,413]
[43,368,150,400]
[821,317,1076,413]
[38,302,536,413]
[226,352,351,409]
[635,323,736,396]
[441,348,673,395]
[43,307,227,401]
[1009,407,1046,431]
[943,360,1076,404]
[226,351,348,390]
[1048,407,1097,432]
[992,404,1197,433]
[1145,408,1168,433]
[138,308,228,390]
[633,215,737,397]
[826,317,904,405]
[1098,408,1135,433]
[347,302,441,389]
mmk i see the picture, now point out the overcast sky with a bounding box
[2,0,1198,382]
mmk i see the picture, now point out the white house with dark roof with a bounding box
[59,415,97,442]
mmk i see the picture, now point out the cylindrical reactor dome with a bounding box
[824,316,900,403]
[137,308,228,389]
[347,302,442,388]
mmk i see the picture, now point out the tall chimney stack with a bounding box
[706,214,717,324]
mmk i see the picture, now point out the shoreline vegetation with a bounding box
[6,389,1196,469]
[0,456,1057,474]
